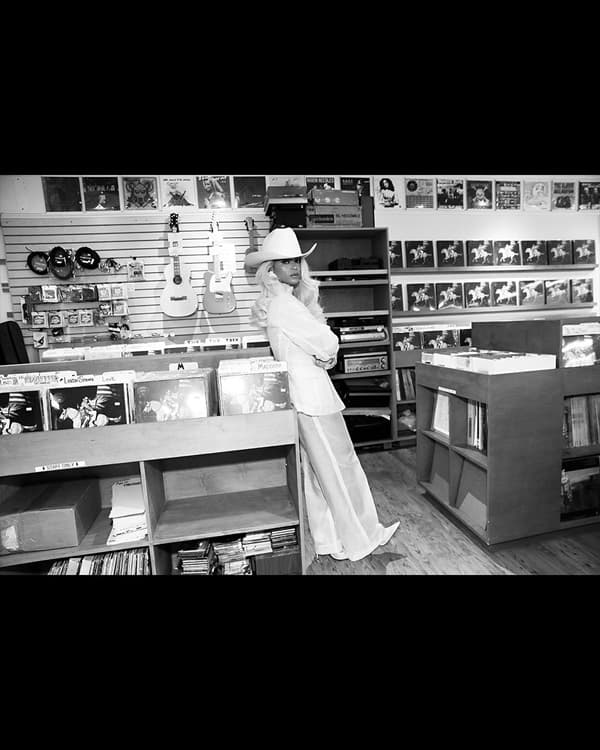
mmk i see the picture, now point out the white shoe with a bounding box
[330,551,349,560]
[379,521,400,548]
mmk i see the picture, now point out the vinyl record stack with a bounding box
[270,527,298,552]
[264,183,308,230]
[213,537,251,575]
[176,540,217,575]
[242,531,272,556]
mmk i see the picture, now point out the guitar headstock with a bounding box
[169,213,180,233]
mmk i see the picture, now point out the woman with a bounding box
[246,227,399,562]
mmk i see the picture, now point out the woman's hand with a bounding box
[313,355,337,370]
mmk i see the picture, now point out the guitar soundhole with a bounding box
[174,275,182,284]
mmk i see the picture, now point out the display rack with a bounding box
[294,227,399,449]
[0,349,306,575]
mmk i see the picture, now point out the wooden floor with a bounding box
[305,447,600,575]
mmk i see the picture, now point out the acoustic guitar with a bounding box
[202,220,236,315]
[160,213,198,318]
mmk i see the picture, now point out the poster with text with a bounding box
[82,177,120,211]
[233,176,266,208]
[374,175,402,208]
[404,178,435,209]
[306,176,336,191]
[42,177,82,212]
[196,175,232,209]
[578,181,600,210]
[123,177,159,209]
[159,176,198,210]
[495,180,521,210]
[551,181,577,210]
[436,179,465,209]
[340,176,371,197]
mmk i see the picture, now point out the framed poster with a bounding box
[495,180,521,210]
[42,176,82,212]
[233,176,266,208]
[374,176,401,208]
[159,176,198,209]
[82,177,120,211]
[123,177,159,209]
[578,181,600,210]
[196,175,232,209]
[339,176,371,197]
[306,176,336,191]
[404,178,435,209]
[436,178,465,209]
[466,180,493,209]
[522,180,551,211]
[551,181,577,210]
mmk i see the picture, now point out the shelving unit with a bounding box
[0,350,306,575]
[416,362,565,545]
[294,227,398,449]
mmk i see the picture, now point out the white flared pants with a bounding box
[297,411,394,561]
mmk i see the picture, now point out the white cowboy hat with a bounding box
[245,227,316,270]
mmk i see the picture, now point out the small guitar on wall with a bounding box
[160,213,199,318]
[244,215,259,267]
[202,220,236,315]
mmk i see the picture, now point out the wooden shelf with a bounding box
[559,514,600,530]
[563,445,600,459]
[152,486,298,545]
[451,444,489,470]
[331,370,392,380]
[393,265,597,274]
[393,303,594,318]
[319,280,389,287]
[326,309,390,318]
[339,339,390,349]
[0,508,149,569]
[420,428,450,447]
[312,270,388,278]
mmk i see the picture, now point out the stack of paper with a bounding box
[107,478,147,545]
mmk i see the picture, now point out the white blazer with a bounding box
[266,284,345,416]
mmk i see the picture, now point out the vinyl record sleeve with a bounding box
[547,240,573,265]
[405,240,434,268]
[495,180,521,210]
[133,370,215,422]
[406,283,436,312]
[464,281,491,308]
[521,240,547,265]
[573,239,596,264]
[491,280,518,306]
[466,240,493,266]
[436,179,465,209]
[435,282,464,310]
[0,387,47,436]
[519,280,545,306]
[492,240,521,266]
[47,379,130,430]
[436,240,465,267]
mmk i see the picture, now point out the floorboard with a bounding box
[305,447,600,575]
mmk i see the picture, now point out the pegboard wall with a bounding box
[0,210,269,357]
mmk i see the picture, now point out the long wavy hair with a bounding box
[250,258,325,329]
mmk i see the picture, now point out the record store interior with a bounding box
[1,172,600,575]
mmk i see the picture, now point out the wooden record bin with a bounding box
[0,349,306,575]
[415,362,564,545]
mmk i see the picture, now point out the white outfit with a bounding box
[266,282,399,561]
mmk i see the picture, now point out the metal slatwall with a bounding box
[1,210,269,349]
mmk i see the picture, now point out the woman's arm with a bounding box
[268,295,339,361]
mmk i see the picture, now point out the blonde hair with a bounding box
[250,258,325,329]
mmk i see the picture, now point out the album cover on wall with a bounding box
[495,180,521,210]
[233,176,266,208]
[389,241,404,268]
[391,283,404,312]
[523,180,551,211]
[493,240,521,266]
[47,380,130,430]
[133,371,215,422]
[374,176,401,208]
[159,176,198,210]
[436,179,465,209]
[392,327,422,351]
[306,176,336,191]
[551,181,577,210]
[435,282,463,310]
[267,175,306,188]
[404,178,435,209]
[42,177,82,212]
[340,176,371,196]
[570,278,594,304]
[466,180,492,209]
[459,328,473,346]
[578,182,600,210]
[519,280,545,307]
[123,177,158,209]
[464,281,491,308]
[196,176,232,209]
[82,177,120,211]
[491,280,518,306]
[422,329,460,349]
[573,239,596,264]
[466,240,493,266]
[407,283,436,312]
[405,240,434,268]
[545,279,570,306]
[547,240,573,265]
[521,240,547,265]
[435,240,465,267]
[0,387,47,436]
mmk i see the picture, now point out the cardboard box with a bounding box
[266,185,307,198]
[308,188,359,206]
[0,479,101,555]
[306,206,362,227]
